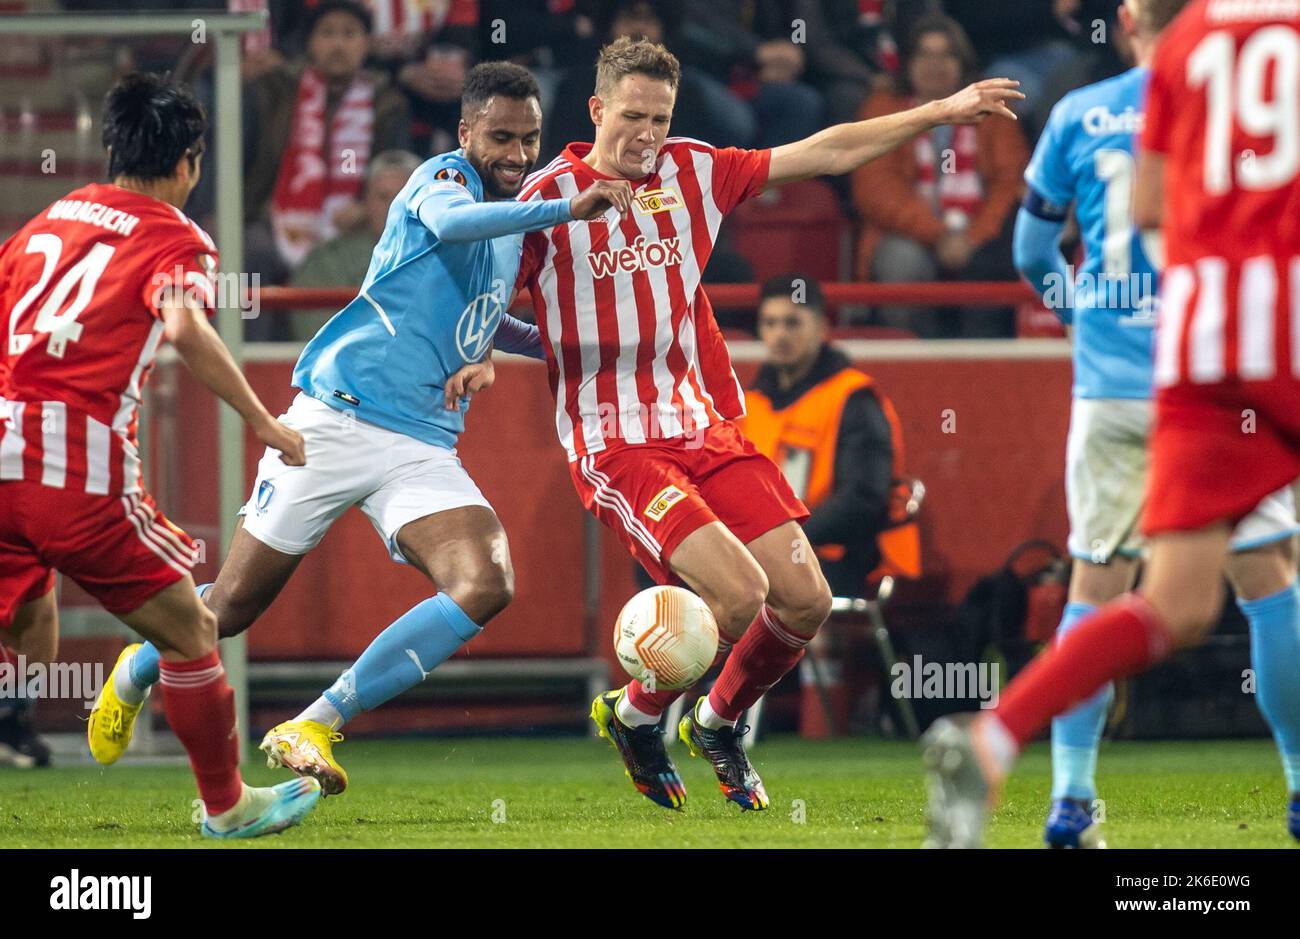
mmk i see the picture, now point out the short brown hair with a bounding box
[595,36,680,98]
[1126,0,1194,34]
[899,13,979,96]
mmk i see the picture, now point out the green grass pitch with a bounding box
[0,736,1294,848]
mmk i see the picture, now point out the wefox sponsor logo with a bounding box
[49,869,152,919]
[587,236,683,279]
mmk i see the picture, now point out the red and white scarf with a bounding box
[270,67,374,267]
[857,0,899,73]
[913,120,983,227]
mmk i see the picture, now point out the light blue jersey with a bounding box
[1022,67,1157,400]
[294,149,564,449]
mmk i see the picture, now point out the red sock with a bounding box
[158,650,242,815]
[994,594,1173,747]
[625,635,735,717]
[708,607,808,722]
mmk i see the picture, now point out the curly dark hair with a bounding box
[461,61,541,120]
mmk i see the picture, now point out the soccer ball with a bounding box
[613,586,719,690]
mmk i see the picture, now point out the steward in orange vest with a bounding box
[743,344,919,598]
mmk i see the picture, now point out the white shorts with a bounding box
[239,394,492,563]
[1066,397,1299,563]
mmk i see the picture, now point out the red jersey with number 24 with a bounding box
[0,183,218,496]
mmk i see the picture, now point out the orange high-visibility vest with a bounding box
[742,367,921,581]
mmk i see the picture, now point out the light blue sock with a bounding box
[1239,582,1300,794]
[126,641,161,689]
[1050,601,1113,802]
[322,594,482,724]
[127,582,212,689]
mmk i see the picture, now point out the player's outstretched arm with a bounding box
[766,79,1024,185]
[161,294,306,466]
[418,179,633,243]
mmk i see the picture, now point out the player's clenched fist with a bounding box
[570,179,634,220]
[255,417,307,466]
[937,78,1024,125]
[444,357,496,411]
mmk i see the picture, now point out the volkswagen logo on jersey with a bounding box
[255,479,275,515]
[455,290,505,364]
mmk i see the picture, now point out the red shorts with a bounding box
[0,481,196,628]
[1144,378,1300,536]
[569,420,809,584]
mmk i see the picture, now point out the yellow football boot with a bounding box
[86,643,146,765]
[259,720,348,796]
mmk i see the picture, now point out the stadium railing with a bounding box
[258,282,1044,320]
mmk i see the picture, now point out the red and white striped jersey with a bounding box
[1142,0,1300,388]
[516,139,770,460]
[0,183,218,496]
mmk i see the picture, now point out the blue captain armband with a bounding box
[1022,187,1071,223]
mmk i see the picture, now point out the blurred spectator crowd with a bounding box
[59,0,1132,338]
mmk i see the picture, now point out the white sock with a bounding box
[204,783,254,831]
[975,713,1018,777]
[112,656,149,706]
[614,689,660,727]
[294,696,343,730]
[696,695,736,730]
